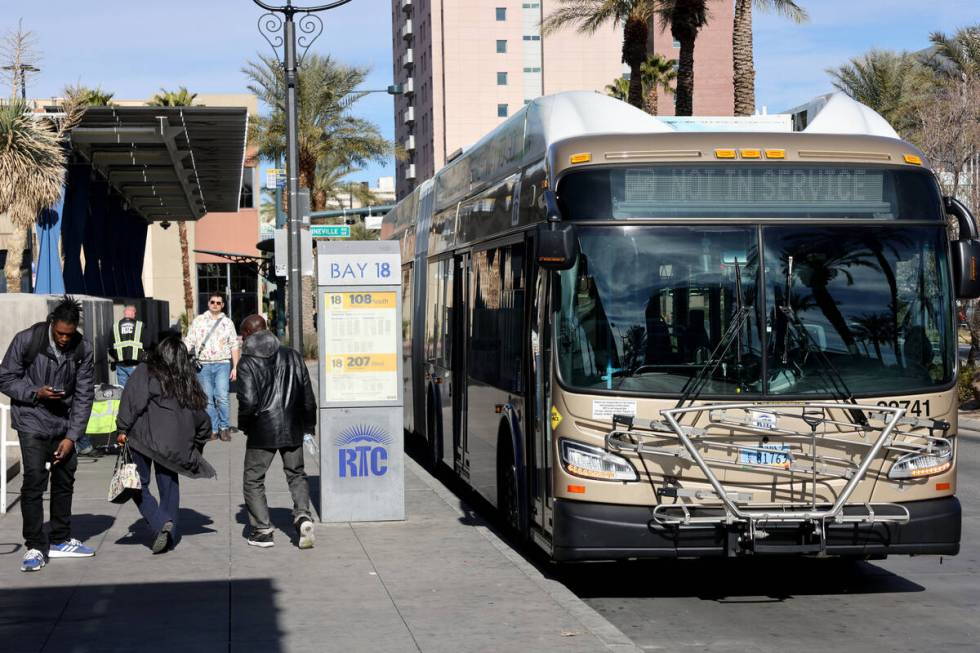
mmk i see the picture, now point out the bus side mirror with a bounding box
[945,196,980,298]
[952,239,980,299]
[536,222,579,270]
[536,191,578,270]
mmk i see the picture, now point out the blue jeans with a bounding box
[130,448,180,538]
[198,361,230,432]
[116,365,135,387]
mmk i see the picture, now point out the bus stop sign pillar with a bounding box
[316,241,404,522]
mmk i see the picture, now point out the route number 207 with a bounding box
[876,399,931,417]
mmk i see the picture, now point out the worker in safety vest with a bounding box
[110,305,146,387]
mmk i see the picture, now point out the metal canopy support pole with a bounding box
[253,0,353,352]
[283,17,303,353]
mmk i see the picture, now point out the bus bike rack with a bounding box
[604,402,952,554]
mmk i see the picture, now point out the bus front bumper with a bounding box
[551,496,961,561]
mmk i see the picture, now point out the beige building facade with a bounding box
[391,0,735,199]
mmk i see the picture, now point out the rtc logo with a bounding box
[335,424,392,478]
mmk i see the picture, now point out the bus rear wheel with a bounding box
[425,394,440,471]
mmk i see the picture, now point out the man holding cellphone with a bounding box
[0,296,96,572]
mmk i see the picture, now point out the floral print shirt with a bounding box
[184,312,239,362]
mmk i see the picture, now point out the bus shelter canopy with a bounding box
[68,106,248,222]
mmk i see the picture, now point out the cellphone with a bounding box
[49,387,65,394]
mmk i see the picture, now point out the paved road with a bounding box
[417,426,980,653]
[545,429,980,653]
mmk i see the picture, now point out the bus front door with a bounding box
[528,267,553,535]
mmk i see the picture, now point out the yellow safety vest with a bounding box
[113,319,144,362]
[86,397,120,434]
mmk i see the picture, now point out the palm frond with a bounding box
[0,100,66,226]
[753,0,808,23]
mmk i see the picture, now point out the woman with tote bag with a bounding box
[116,336,216,553]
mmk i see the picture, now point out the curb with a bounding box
[407,457,643,653]
[957,415,980,433]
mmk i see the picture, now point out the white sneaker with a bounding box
[21,548,45,572]
[297,517,315,549]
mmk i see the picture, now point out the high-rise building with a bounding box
[391,0,735,200]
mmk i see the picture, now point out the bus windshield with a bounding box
[556,224,954,397]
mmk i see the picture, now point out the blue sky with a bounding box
[7,0,980,188]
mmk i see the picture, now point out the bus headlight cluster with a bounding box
[560,439,638,482]
[887,441,953,480]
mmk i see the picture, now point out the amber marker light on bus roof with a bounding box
[570,152,592,164]
[765,149,786,159]
[904,153,923,165]
[740,149,762,159]
[714,148,737,159]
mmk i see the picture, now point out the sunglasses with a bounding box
[209,300,223,305]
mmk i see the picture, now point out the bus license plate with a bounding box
[740,444,790,467]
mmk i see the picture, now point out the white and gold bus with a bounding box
[383,91,980,560]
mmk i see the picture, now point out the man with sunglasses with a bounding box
[184,293,240,441]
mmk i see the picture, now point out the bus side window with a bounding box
[503,242,526,392]
[426,260,443,363]
[518,160,547,226]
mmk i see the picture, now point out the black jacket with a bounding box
[237,330,316,449]
[0,322,94,441]
[115,364,216,479]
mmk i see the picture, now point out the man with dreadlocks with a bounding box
[0,296,96,572]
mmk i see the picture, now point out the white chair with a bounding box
[0,404,15,514]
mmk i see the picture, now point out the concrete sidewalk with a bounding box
[0,429,639,652]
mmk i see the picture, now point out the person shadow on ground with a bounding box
[234,504,303,547]
[115,508,216,550]
[0,512,116,557]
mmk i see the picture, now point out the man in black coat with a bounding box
[0,296,96,572]
[237,314,317,549]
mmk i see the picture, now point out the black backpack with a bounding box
[23,321,86,370]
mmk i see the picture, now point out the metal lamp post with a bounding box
[252,0,352,353]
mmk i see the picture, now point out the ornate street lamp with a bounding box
[252,0,353,353]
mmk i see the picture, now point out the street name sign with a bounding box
[310,224,351,239]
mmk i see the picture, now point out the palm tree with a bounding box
[144,87,198,318]
[64,84,115,106]
[542,0,657,110]
[606,54,676,114]
[148,86,198,107]
[655,0,709,116]
[827,50,920,134]
[245,53,392,340]
[926,26,980,80]
[605,77,630,101]
[640,52,676,114]
[244,54,391,212]
[0,101,66,291]
[732,0,808,116]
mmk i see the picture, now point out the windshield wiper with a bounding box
[676,258,751,408]
[778,255,868,427]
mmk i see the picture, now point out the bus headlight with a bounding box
[888,441,953,480]
[560,439,638,482]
